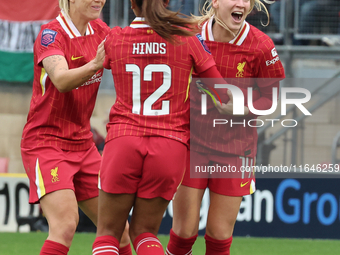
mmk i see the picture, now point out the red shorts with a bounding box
[21,144,101,204]
[181,150,256,196]
[100,136,187,201]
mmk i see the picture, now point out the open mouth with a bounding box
[232,11,243,22]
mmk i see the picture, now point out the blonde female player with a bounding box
[167,0,285,254]
[21,0,131,254]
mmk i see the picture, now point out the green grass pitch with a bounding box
[1,232,340,255]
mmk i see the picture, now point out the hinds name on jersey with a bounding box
[132,42,167,55]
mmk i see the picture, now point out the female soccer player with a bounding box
[166,0,285,254]
[90,0,238,254]
[21,0,131,254]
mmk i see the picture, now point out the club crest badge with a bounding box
[236,62,246,77]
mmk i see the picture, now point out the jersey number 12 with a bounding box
[126,64,171,116]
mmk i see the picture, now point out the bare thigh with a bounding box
[78,196,98,224]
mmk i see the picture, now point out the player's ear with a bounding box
[212,0,219,9]
[130,0,136,9]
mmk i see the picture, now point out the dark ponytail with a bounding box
[135,0,198,44]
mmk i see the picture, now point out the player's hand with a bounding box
[214,90,249,116]
[196,80,227,108]
[91,39,106,71]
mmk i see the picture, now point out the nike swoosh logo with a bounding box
[71,55,84,60]
[240,181,249,187]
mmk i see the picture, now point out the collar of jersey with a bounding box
[56,10,94,38]
[130,17,150,28]
[201,15,249,46]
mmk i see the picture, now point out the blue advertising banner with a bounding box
[233,178,340,239]
[158,178,340,239]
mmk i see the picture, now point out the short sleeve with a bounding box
[36,27,65,65]
[257,38,285,87]
[188,34,216,75]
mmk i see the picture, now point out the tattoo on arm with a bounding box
[42,54,94,88]
[43,55,68,79]
[81,74,92,81]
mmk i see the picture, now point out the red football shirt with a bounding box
[21,11,110,151]
[190,18,285,157]
[103,17,215,145]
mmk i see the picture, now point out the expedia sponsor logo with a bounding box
[266,56,280,66]
[271,47,278,57]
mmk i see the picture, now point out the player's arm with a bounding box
[246,81,280,117]
[197,66,261,115]
[211,81,278,116]
[42,40,105,93]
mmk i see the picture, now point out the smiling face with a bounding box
[212,0,251,35]
[70,0,106,22]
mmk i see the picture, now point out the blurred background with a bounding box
[1,0,340,240]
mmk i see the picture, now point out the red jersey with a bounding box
[103,18,215,145]
[21,11,110,151]
[190,19,285,157]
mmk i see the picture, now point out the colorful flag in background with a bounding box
[0,0,59,82]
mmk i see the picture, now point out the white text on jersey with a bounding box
[78,71,102,89]
[266,56,280,66]
[132,43,167,55]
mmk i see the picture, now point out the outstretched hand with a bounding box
[214,90,249,116]
[91,39,106,71]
